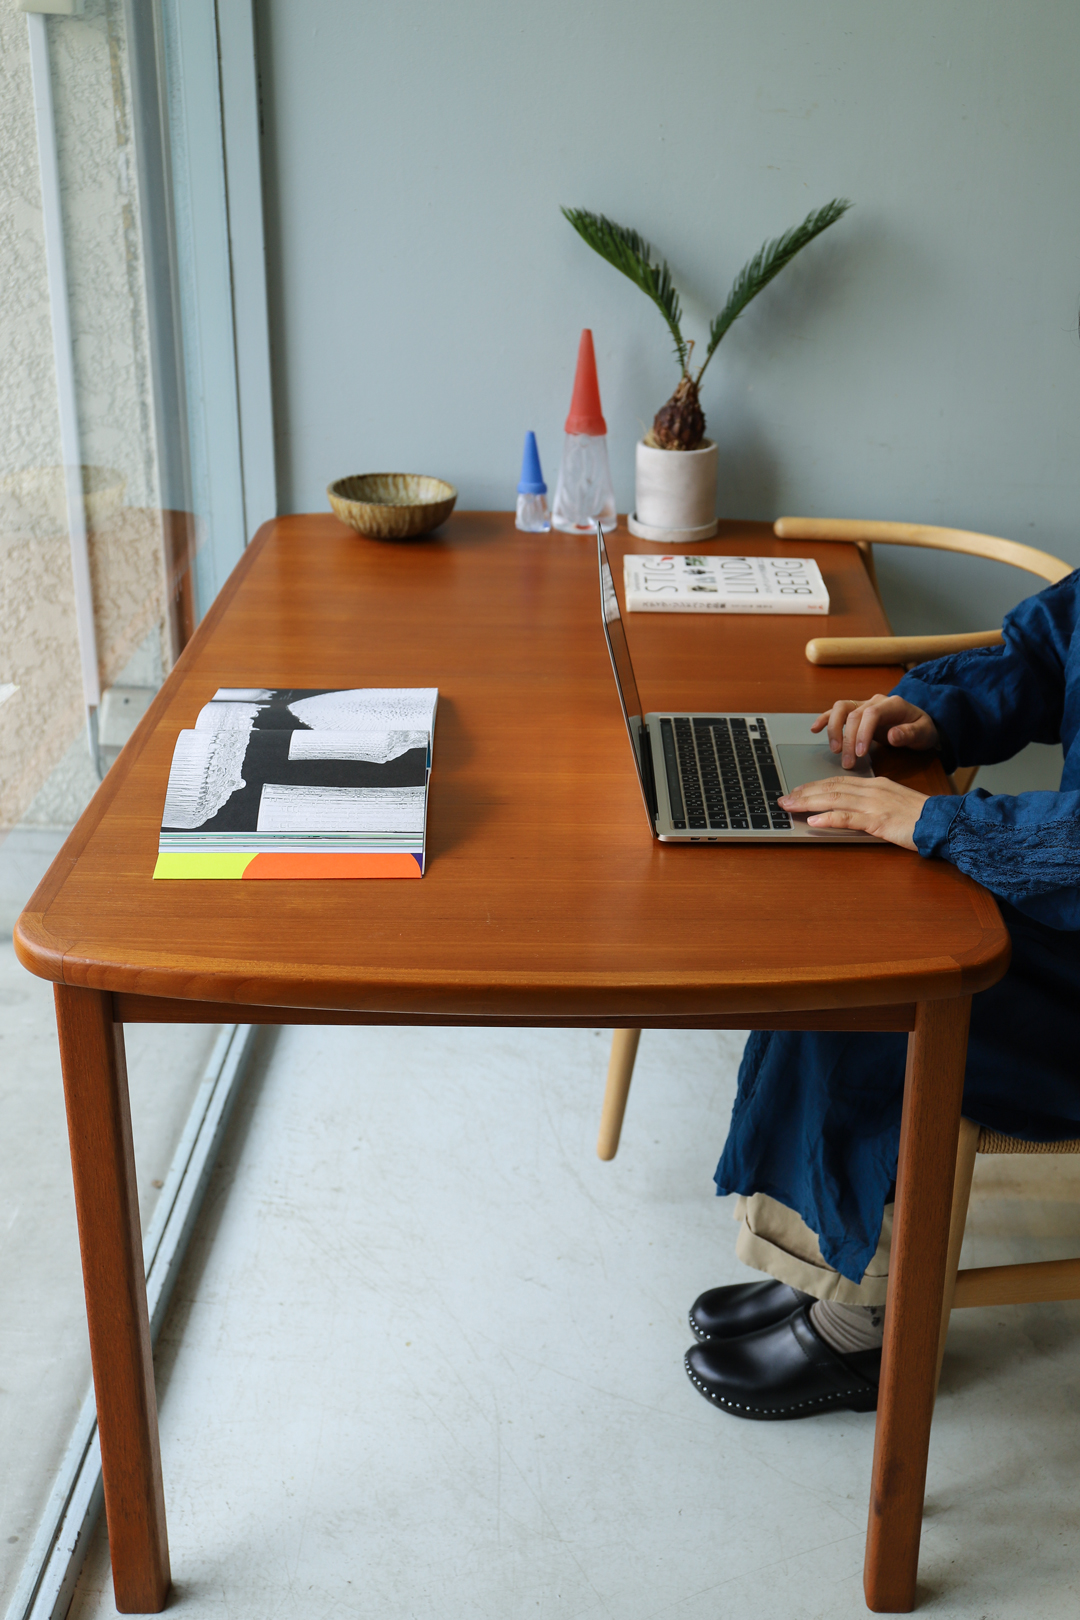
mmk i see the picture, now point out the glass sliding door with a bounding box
[0,2,271,1610]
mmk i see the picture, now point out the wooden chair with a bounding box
[596,517,1073,1161]
[777,513,1070,676]
[938,1122,1080,1378]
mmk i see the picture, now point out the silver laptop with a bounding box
[598,526,873,842]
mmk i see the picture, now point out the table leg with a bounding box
[55,985,170,1613]
[863,995,971,1613]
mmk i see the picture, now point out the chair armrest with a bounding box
[805,630,1004,666]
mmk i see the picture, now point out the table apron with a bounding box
[111,993,917,1032]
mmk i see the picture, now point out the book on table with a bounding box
[154,687,438,879]
[623,553,829,614]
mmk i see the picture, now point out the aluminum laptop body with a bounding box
[598,527,874,843]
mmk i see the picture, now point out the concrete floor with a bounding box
[64,1019,1080,1620]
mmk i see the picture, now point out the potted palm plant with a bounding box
[562,199,851,539]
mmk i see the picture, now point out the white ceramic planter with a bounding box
[629,437,719,542]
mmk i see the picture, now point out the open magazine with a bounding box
[154,687,438,879]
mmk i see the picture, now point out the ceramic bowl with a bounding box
[327,473,457,540]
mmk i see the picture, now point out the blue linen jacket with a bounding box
[899,568,1080,928]
[713,569,1080,1282]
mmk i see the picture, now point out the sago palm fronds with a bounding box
[561,199,851,450]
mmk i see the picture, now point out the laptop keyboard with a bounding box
[660,716,793,832]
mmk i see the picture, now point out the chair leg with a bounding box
[936,1117,980,1387]
[597,1029,642,1160]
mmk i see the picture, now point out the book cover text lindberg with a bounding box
[154,687,437,879]
[623,554,829,614]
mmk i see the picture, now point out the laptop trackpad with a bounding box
[776,743,874,792]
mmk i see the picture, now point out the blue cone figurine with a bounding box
[515,431,551,532]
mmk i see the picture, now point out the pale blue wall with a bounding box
[256,0,1080,637]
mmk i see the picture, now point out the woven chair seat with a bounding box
[977,1128,1080,1155]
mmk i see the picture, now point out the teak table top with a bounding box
[15,513,1009,1021]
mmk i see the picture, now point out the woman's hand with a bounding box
[811,695,940,769]
[777,776,928,851]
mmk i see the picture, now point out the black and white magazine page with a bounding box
[154,687,438,881]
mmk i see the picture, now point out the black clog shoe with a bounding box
[689,1278,815,1342]
[684,1305,879,1421]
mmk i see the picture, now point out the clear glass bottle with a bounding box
[551,432,617,533]
[515,430,550,531]
[516,491,551,531]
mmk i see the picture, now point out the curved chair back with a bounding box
[773,517,1072,667]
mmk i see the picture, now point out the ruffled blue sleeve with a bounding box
[893,573,1076,772]
[913,788,1080,929]
[894,570,1080,929]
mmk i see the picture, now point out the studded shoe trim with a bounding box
[684,1352,876,1418]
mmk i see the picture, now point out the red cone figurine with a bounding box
[552,329,617,533]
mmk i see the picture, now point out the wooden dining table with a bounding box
[14,512,1010,1613]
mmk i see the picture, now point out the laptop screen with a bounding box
[597,526,655,828]
[597,526,644,729]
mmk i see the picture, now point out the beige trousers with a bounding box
[734,1193,892,1307]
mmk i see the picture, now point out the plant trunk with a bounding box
[649,373,706,451]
